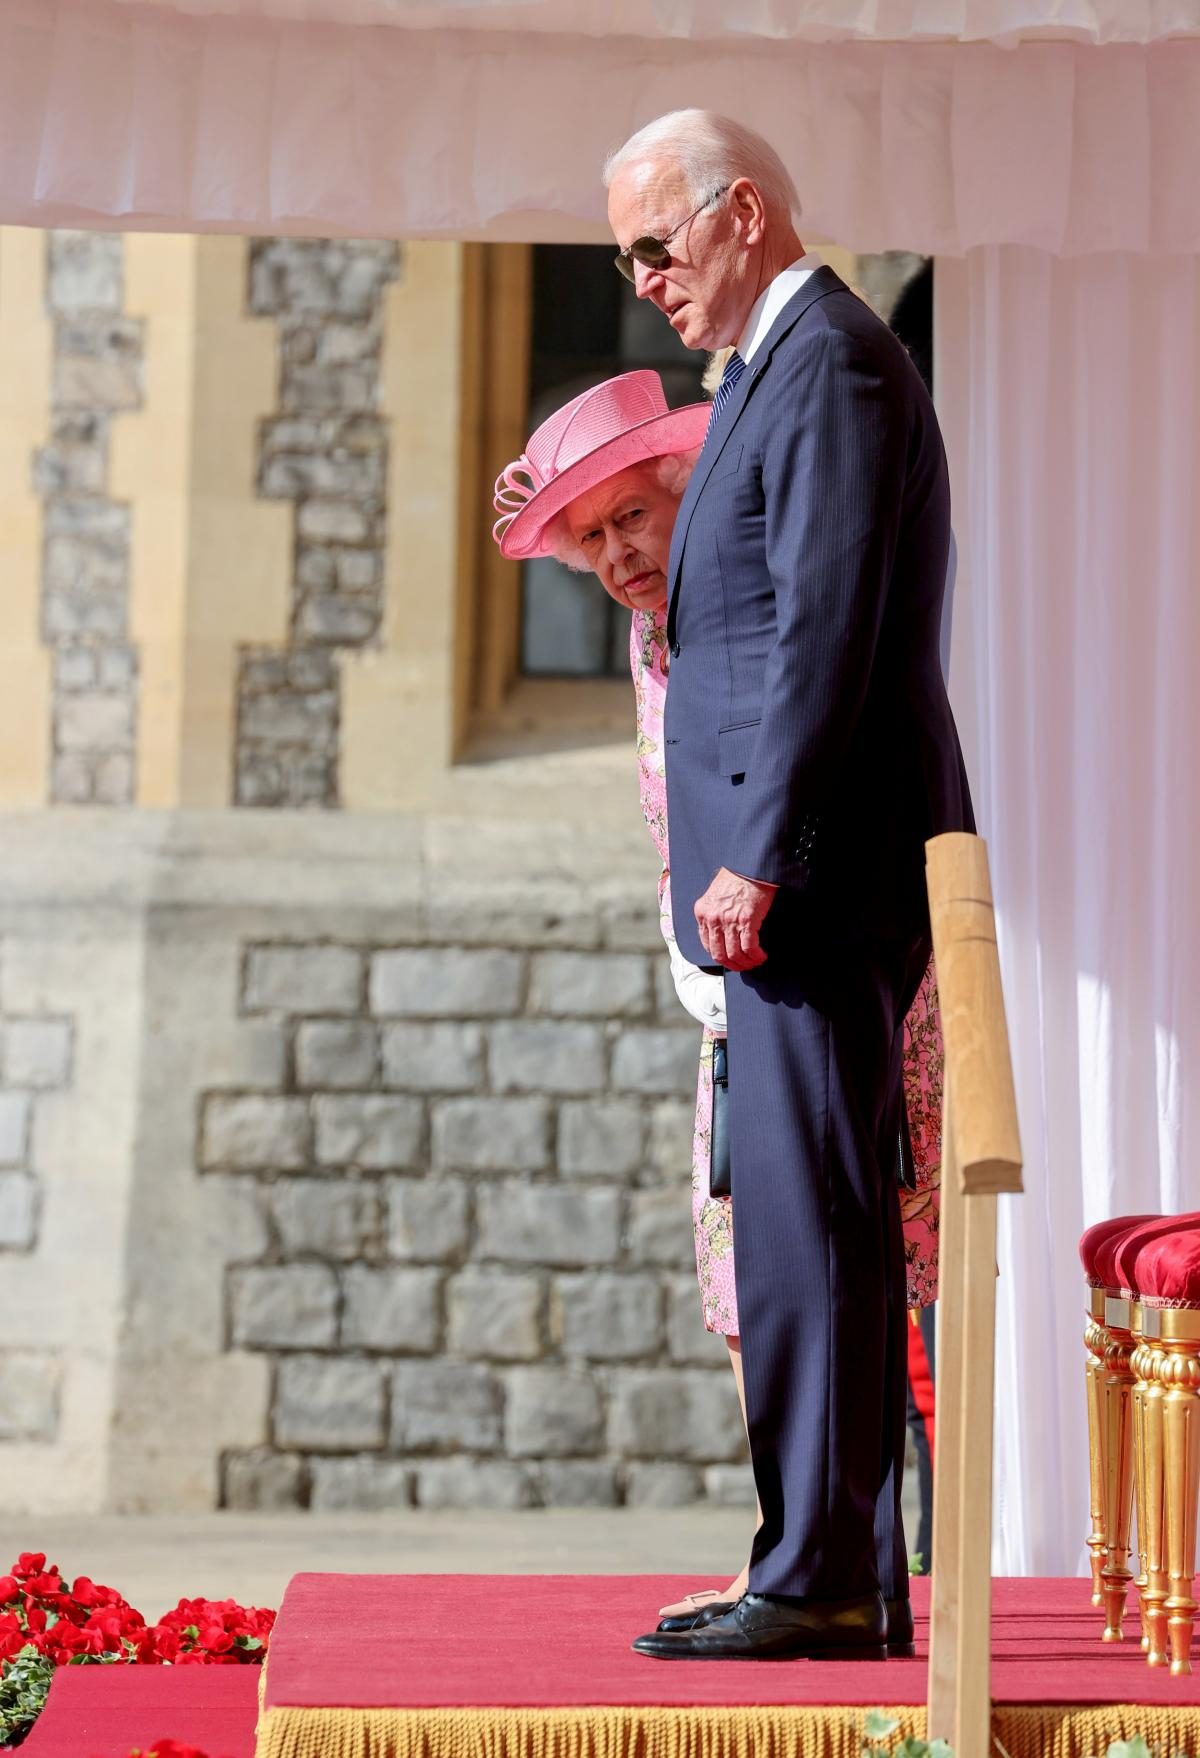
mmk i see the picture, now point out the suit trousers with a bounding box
[725,895,920,1602]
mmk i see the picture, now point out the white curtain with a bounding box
[938,249,1200,1575]
[2,0,1199,245]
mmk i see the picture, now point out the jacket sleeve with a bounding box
[724,324,907,888]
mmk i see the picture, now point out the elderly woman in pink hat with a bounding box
[493,371,942,1623]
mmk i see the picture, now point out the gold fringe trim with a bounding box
[254,1705,927,1758]
[253,1700,1200,1758]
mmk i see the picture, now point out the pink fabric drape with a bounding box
[937,248,1200,1575]
[1,1,1199,246]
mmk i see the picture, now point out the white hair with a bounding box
[603,109,801,225]
[545,450,699,574]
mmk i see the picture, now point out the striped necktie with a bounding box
[707,348,747,434]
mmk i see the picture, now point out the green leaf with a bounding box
[1105,1742,1154,1758]
[865,1711,900,1740]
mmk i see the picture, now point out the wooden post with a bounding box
[924,834,1022,1754]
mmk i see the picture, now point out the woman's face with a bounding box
[561,462,683,614]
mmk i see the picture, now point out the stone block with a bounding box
[386,1178,470,1263]
[627,1188,695,1269]
[47,232,123,312]
[274,1356,386,1454]
[557,1099,644,1178]
[56,693,134,753]
[54,646,98,691]
[239,689,337,747]
[488,1021,606,1096]
[390,1361,502,1453]
[608,1371,745,1463]
[431,1098,549,1174]
[648,1100,695,1177]
[705,1464,758,1507]
[0,1174,37,1250]
[295,1021,380,1090]
[381,1023,484,1093]
[243,944,364,1015]
[602,901,666,952]
[206,1175,272,1265]
[528,953,651,1019]
[414,1459,534,1511]
[1,1019,73,1091]
[666,1277,731,1366]
[551,1273,662,1362]
[296,593,380,645]
[0,1093,32,1167]
[42,585,126,641]
[340,1265,442,1352]
[296,499,371,544]
[335,548,381,591]
[229,1265,337,1349]
[271,1180,382,1261]
[505,1367,604,1458]
[199,1095,310,1171]
[536,1461,620,1507]
[612,1028,700,1097]
[624,1462,705,1507]
[50,753,95,804]
[314,1096,423,1170]
[369,948,524,1018]
[310,1456,414,1512]
[447,1269,542,1361]
[223,1449,306,1511]
[93,751,134,805]
[54,331,143,412]
[33,415,107,496]
[475,1183,621,1267]
[97,645,137,689]
[0,1352,62,1442]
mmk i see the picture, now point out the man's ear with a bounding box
[730,178,767,249]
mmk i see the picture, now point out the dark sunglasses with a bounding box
[613,186,729,283]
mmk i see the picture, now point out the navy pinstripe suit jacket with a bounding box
[663,266,974,970]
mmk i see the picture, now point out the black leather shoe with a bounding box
[655,1599,736,1634]
[633,1591,887,1661]
[885,1595,916,1659]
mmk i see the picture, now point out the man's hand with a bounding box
[694,868,778,971]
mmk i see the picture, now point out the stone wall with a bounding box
[202,932,751,1511]
[238,240,402,808]
[0,957,75,1448]
[37,232,144,805]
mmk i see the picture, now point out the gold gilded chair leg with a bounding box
[1100,1323,1137,1641]
[1161,1338,1200,1677]
[1132,1336,1168,1664]
[1131,1353,1151,1649]
[1086,1313,1110,1610]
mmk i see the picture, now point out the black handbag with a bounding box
[709,1037,731,1199]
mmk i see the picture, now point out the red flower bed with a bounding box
[0,1553,274,1669]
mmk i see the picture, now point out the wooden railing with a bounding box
[925,833,1024,1753]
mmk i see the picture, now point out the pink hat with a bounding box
[492,370,709,561]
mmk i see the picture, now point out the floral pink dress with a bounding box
[631,607,943,1336]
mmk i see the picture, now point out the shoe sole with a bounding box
[633,1643,889,1662]
[887,1642,917,1659]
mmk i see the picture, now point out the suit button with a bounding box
[670,643,680,658]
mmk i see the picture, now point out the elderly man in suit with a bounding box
[605,110,974,1662]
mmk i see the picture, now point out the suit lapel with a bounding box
[666,266,846,642]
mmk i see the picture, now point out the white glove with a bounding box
[668,934,727,1033]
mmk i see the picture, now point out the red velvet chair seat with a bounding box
[1080,1214,1157,1287]
[1114,1213,1200,1306]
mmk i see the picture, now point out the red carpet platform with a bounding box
[255,1573,1200,1758]
[20,1662,259,1757]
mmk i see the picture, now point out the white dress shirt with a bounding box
[737,251,825,365]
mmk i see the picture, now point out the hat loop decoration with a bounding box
[492,457,544,544]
